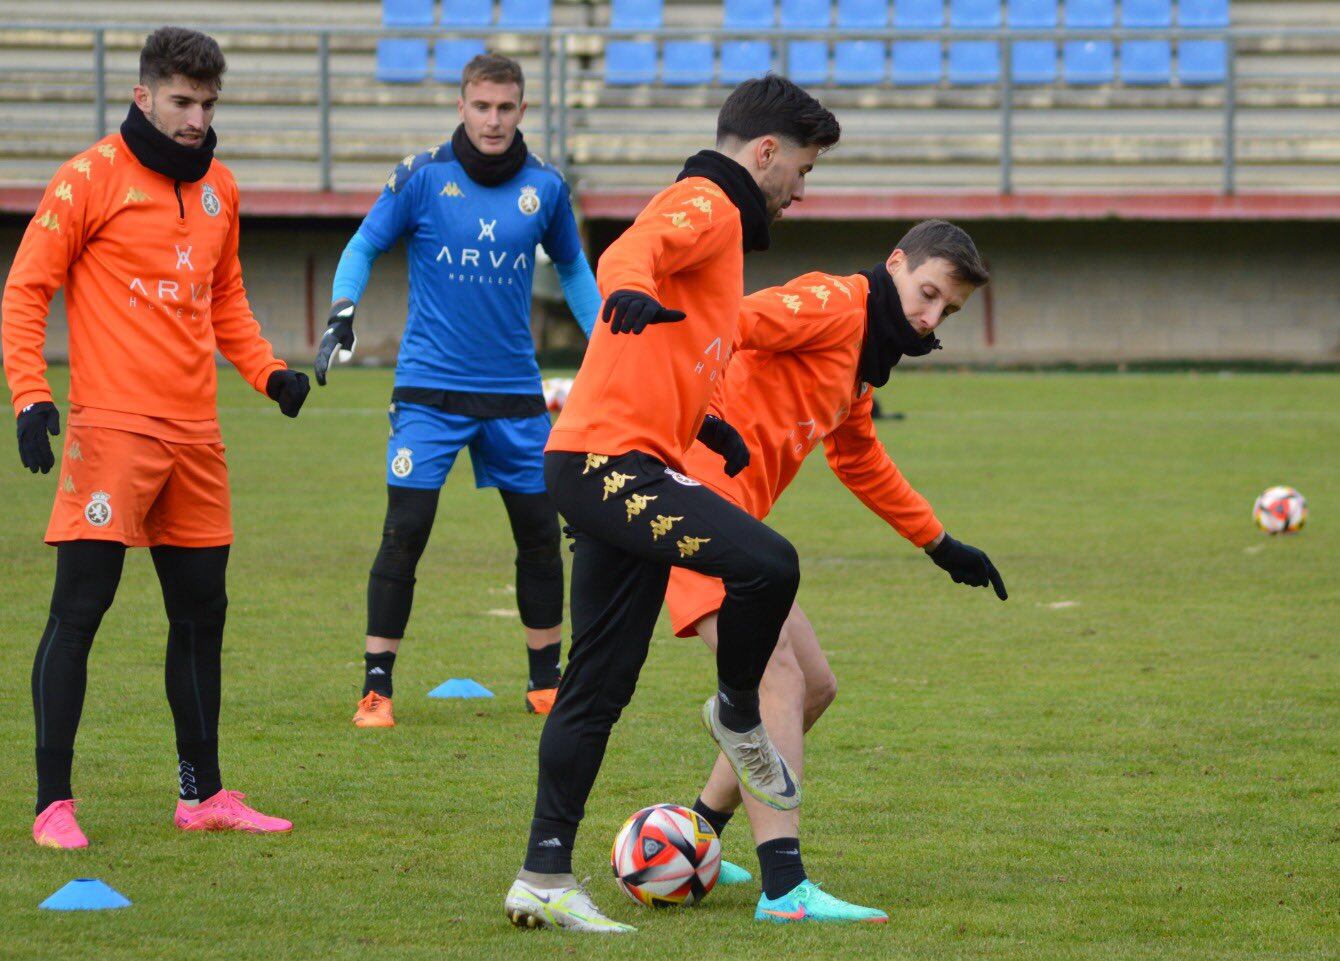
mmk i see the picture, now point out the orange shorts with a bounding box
[46,425,232,548]
[665,566,727,638]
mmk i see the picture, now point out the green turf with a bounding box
[1,368,1335,960]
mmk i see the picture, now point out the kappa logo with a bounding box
[677,535,711,558]
[803,284,831,308]
[68,441,82,461]
[823,274,854,299]
[517,185,540,215]
[96,144,116,164]
[84,491,112,528]
[123,187,150,206]
[778,293,803,315]
[582,454,610,475]
[649,514,683,540]
[601,471,637,500]
[54,181,74,204]
[663,468,701,487]
[682,196,713,219]
[62,475,76,494]
[663,211,694,230]
[385,171,399,192]
[36,210,60,233]
[71,158,93,180]
[477,218,497,242]
[401,153,417,169]
[391,447,414,478]
[625,492,657,521]
[200,183,221,217]
[440,181,465,198]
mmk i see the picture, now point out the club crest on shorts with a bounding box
[84,491,112,527]
[201,183,221,217]
[391,447,414,478]
[663,467,701,487]
[518,185,540,215]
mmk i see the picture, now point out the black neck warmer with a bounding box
[451,123,529,187]
[857,264,942,389]
[675,150,771,253]
[120,103,216,183]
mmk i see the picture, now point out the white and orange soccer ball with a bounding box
[1252,485,1308,534]
[542,377,574,413]
[610,804,722,908]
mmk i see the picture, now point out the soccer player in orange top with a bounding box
[662,220,1007,922]
[504,77,840,933]
[2,27,308,849]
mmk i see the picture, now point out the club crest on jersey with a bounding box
[663,468,701,487]
[518,185,540,215]
[201,183,221,217]
[84,491,112,527]
[391,448,414,478]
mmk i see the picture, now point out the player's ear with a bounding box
[133,84,153,113]
[517,99,528,123]
[887,248,906,274]
[456,97,466,122]
[754,135,778,170]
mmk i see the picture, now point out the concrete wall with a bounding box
[3,215,1338,370]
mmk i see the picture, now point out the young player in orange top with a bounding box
[665,220,1008,923]
[506,77,840,933]
[2,28,308,849]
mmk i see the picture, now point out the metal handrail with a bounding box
[3,22,1337,196]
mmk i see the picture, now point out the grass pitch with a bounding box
[1,368,1335,960]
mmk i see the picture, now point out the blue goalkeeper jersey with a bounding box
[355,143,583,394]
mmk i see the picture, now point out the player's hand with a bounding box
[601,290,686,335]
[928,532,1007,600]
[314,299,357,385]
[697,414,750,478]
[16,401,60,474]
[266,369,311,418]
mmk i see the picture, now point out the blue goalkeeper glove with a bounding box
[314,299,357,386]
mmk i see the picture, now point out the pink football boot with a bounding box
[174,790,292,834]
[33,799,89,849]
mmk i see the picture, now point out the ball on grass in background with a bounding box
[542,377,573,413]
[611,804,721,907]
[1252,486,1307,534]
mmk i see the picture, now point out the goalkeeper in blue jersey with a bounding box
[315,54,600,727]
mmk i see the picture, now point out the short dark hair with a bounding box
[460,53,525,99]
[139,27,227,89]
[716,75,841,150]
[897,219,990,286]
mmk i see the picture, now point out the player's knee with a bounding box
[373,488,437,580]
[756,536,801,600]
[505,491,564,629]
[50,567,119,635]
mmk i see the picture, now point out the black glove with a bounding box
[601,289,686,335]
[697,414,750,478]
[929,532,1007,600]
[266,369,310,418]
[314,298,357,386]
[16,401,60,474]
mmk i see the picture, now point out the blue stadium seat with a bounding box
[720,41,773,82]
[433,39,487,82]
[949,0,1000,85]
[499,0,551,27]
[893,0,943,86]
[782,0,831,27]
[610,0,663,29]
[441,0,491,27]
[383,0,434,27]
[838,0,888,26]
[787,41,830,84]
[834,40,886,84]
[724,0,777,28]
[1121,0,1171,84]
[605,40,657,85]
[1007,0,1057,84]
[377,39,430,83]
[662,40,714,85]
[1063,0,1114,84]
[1178,0,1228,85]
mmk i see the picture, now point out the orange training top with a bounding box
[546,177,743,470]
[2,132,286,430]
[680,270,944,548]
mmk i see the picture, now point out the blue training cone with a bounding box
[428,678,494,699]
[40,879,131,911]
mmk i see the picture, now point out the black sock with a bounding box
[526,641,561,690]
[177,742,222,802]
[692,796,734,841]
[757,837,807,900]
[524,817,577,875]
[364,651,396,697]
[716,681,761,732]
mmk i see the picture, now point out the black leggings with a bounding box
[33,541,229,811]
[527,450,799,869]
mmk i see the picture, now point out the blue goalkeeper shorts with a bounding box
[385,401,550,494]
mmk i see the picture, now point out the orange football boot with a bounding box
[353,691,395,727]
[524,686,558,715]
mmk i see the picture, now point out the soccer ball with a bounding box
[1252,485,1308,534]
[610,804,722,907]
[542,377,573,413]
